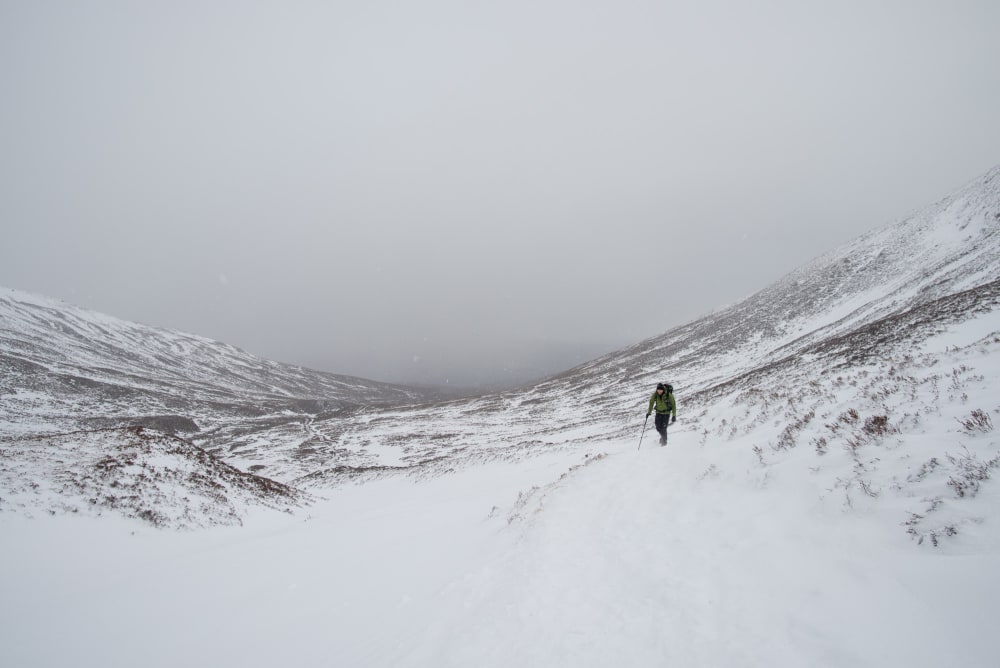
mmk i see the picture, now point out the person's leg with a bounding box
[655,413,667,444]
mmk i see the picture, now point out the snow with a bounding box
[3,311,999,667]
[1,443,994,666]
[3,168,1000,666]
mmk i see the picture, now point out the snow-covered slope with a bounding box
[2,309,998,666]
[0,426,310,528]
[598,164,1000,396]
[2,165,998,517]
[199,166,1000,485]
[0,288,434,438]
[1,165,999,667]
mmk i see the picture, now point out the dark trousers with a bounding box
[654,413,670,441]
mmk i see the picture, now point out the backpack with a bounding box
[662,383,673,395]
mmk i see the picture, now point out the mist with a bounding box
[3,1,1000,386]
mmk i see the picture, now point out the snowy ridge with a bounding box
[578,167,1000,407]
[0,287,434,437]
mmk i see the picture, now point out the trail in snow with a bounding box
[1,428,997,668]
[393,435,995,668]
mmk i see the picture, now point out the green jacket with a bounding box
[648,390,676,417]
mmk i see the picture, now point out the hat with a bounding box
[656,383,665,390]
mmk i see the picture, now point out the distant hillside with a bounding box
[0,288,435,437]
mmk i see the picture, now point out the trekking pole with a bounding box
[638,414,649,451]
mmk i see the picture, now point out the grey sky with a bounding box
[3,1,1000,387]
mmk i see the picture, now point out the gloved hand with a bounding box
[671,416,677,424]
[646,412,651,418]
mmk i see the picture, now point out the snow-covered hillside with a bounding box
[1,165,1000,667]
[2,306,997,666]
[0,288,435,437]
[0,426,309,528]
[181,166,1000,487]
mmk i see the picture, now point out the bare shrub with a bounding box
[862,415,895,437]
[825,408,860,436]
[949,366,971,391]
[903,512,923,535]
[858,479,880,498]
[907,457,940,483]
[911,525,959,547]
[775,410,815,450]
[946,447,1000,498]
[957,409,994,434]
[697,464,719,481]
[903,498,956,546]
[870,384,899,402]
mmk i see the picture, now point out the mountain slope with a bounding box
[210,165,1000,484]
[0,426,310,528]
[597,165,1000,396]
[0,288,434,437]
[2,307,997,665]
[1,165,999,522]
[2,166,1000,667]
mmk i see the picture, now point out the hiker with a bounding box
[646,382,677,445]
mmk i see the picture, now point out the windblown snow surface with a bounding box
[2,167,1000,667]
[5,313,1000,667]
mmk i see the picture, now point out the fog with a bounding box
[3,1,1000,387]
